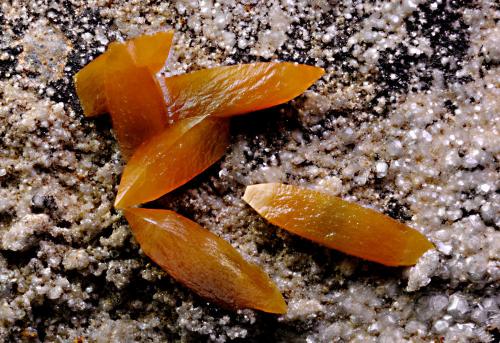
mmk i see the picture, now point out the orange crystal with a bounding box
[124,208,287,313]
[74,31,173,118]
[126,31,174,72]
[114,116,230,209]
[162,62,325,121]
[103,43,169,159]
[243,183,434,266]
[72,52,109,118]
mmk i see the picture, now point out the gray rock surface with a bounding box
[0,0,498,342]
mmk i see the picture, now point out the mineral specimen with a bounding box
[243,183,434,266]
[114,116,230,209]
[124,208,287,313]
[162,62,325,121]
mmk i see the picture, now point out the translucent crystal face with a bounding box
[125,208,287,314]
[243,183,434,266]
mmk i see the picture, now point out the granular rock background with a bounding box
[0,0,499,342]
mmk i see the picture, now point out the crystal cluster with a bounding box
[0,0,498,342]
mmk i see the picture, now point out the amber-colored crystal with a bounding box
[73,31,173,117]
[243,183,434,266]
[73,52,109,117]
[124,208,287,313]
[115,116,230,209]
[162,62,324,121]
[104,43,169,159]
[126,30,174,72]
